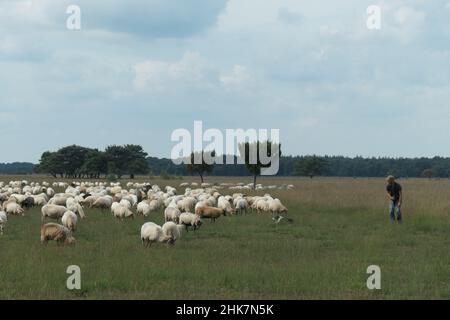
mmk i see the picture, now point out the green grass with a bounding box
[1,176,450,299]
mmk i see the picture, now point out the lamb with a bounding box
[179,212,202,231]
[161,221,184,245]
[5,202,25,216]
[195,206,226,222]
[41,204,67,222]
[40,223,75,245]
[61,211,78,232]
[140,222,171,247]
[0,211,7,235]
[164,207,181,223]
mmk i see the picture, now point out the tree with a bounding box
[124,144,149,179]
[81,150,108,178]
[105,144,149,179]
[238,141,281,189]
[294,156,328,178]
[186,150,216,183]
[422,168,436,179]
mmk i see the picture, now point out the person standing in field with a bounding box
[386,175,402,223]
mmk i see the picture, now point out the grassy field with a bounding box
[1,175,450,299]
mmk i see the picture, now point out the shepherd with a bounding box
[386,175,403,223]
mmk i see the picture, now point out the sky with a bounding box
[1,0,450,163]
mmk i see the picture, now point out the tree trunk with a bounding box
[253,173,257,190]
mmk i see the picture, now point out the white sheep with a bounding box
[112,204,134,220]
[140,222,170,247]
[179,212,202,231]
[5,202,24,216]
[137,201,151,217]
[61,211,78,232]
[161,221,184,245]
[164,207,181,224]
[41,204,67,222]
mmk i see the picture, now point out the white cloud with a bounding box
[220,65,251,87]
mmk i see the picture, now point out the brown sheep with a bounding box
[195,206,226,222]
[40,223,76,246]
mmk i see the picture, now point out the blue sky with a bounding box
[1,0,450,162]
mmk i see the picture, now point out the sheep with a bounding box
[164,207,181,223]
[268,199,288,215]
[177,197,196,213]
[33,195,48,206]
[0,211,7,235]
[140,222,171,247]
[5,202,24,216]
[161,221,184,245]
[21,196,35,209]
[195,206,226,222]
[61,211,78,232]
[40,223,75,246]
[112,205,134,220]
[119,199,132,210]
[234,198,249,214]
[41,204,67,222]
[48,194,70,206]
[179,212,202,231]
[91,196,113,210]
[137,201,151,217]
[218,196,235,215]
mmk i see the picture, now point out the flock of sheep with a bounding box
[0,180,290,247]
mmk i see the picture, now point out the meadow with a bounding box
[1,176,450,299]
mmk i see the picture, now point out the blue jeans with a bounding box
[390,201,402,222]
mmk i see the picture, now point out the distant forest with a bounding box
[2,155,450,178]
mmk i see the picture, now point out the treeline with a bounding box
[147,155,450,178]
[0,163,35,175]
[4,145,450,179]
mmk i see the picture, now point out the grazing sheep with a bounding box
[218,196,235,215]
[137,201,151,217]
[234,198,249,214]
[40,223,75,246]
[195,206,226,222]
[5,202,25,216]
[140,222,170,247]
[268,199,288,215]
[41,204,67,222]
[164,207,181,223]
[21,196,35,209]
[91,196,113,210]
[179,212,202,231]
[112,205,134,220]
[0,211,7,235]
[48,194,70,206]
[161,222,184,245]
[61,211,78,232]
[119,199,132,210]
